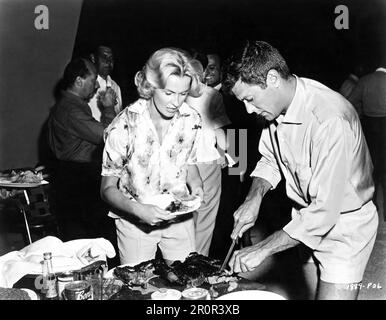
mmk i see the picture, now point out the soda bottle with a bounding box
[42,252,59,300]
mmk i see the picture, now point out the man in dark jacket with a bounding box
[48,58,117,245]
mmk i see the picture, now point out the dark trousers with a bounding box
[362,116,386,221]
[209,168,243,260]
[51,160,119,267]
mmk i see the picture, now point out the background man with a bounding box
[89,45,122,121]
[204,53,222,89]
[204,52,267,259]
[348,66,386,221]
[223,40,378,300]
[186,49,230,256]
[48,58,118,260]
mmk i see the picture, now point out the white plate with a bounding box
[216,290,286,300]
[21,288,39,300]
[169,196,201,215]
[151,288,181,300]
[0,180,49,188]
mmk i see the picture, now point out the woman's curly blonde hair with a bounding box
[134,47,203,99]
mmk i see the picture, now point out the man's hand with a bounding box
[229,230,300,273]
[231,177,272,239]
[229,243,270,273]
[231,197,262,240]
[99,87,117,108]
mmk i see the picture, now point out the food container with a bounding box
[182,288,210,300]
[151,288,181,300]
[57,271,75,300]
[63,280,93,300]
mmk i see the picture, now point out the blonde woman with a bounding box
[101,48,204,266]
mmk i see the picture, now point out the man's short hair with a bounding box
[61,58,93,90]
[223,40,291,92]
[93,45,113,58]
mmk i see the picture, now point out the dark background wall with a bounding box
[0,0,385,170]
[0,0,83,170]
[73,0,386,106]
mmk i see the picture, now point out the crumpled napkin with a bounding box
[0,236,116,288]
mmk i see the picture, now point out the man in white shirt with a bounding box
[186,51,231,256]
[223,40,378,300]
[89,46,122,121]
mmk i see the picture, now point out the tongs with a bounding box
[219,237,238,272]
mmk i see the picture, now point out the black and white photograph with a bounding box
[0,0,385,305]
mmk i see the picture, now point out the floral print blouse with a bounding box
[102,98,202,203]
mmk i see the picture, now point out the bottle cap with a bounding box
[43,252,52,260]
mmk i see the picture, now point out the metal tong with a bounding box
[219,237,238,272]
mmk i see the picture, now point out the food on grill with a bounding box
[162,253,222,286]
[113,260,155,287]
[108,286,145,300]
[227,281,238,292]
[206,271,238,285]
[74,260,107,279]
[209,286,219,298]
[112,252,238,288]
[0,287,31,300]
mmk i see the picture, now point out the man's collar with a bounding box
[349,73,359,81]
[376,67,386,73]
[214,83,222,91]
[280,76,304,125]
[97,74,112,85]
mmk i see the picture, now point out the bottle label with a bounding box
[46,278,58,299]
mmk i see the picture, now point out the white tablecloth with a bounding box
[0,236,116,288]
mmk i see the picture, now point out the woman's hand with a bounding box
[135,203,177,226]
[190,185,204,202]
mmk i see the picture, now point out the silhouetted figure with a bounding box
[349,66,386,221]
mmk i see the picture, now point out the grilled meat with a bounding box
[113,252,235,288]
[113,260,155,287]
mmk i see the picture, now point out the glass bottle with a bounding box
[42,252,58,300]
